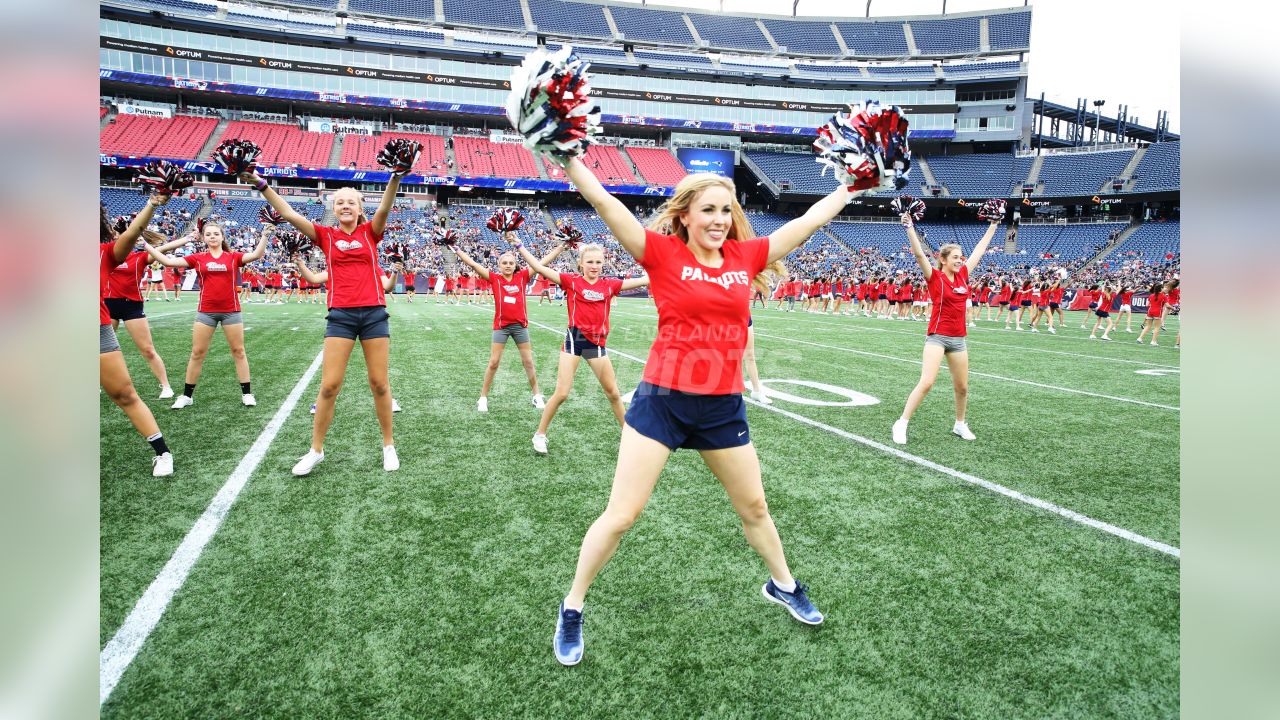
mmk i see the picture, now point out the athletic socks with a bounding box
[771,577,797,593]
[146,432,170,457]
[241,382,252,395]
[183,383,196,398]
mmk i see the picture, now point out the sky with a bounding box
[614,0,1179,132]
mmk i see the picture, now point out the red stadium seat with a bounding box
[580,145,638,184]
[338,132,448,172]
[213,120,335,168]
[99,114,219,159]
[625,147,687,186]
[452,136,539,179]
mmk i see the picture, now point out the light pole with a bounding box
[1092,100,1105,147]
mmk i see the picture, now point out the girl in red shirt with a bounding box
[144,219,269,409]
[1087,283,1116,340]
[993,279,1012,324]
[552,162,851,664]
[514,238,649,453]
[101,200,174,477]
[893,203,1002,446]
[1136,281,1169,346]
[244,167,405,476]
[1114,285,1136,332]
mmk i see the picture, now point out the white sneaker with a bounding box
[242,393,257,407]
[952,421,977,441]
[171,395,193,409]
[1150,341,1158,347]
[477,397,488,412]
[1047,327,1056,334]
[532,432,548,454]
[391,398,402,412]
[383,445,400,471]
[750,389,772,405]
[1030,328,1039,333]
[310,403,317,414]
[969,322,976,327]
[292,449,324,476]
[532,394,546,409]
[158,385,174,399]
[1125,329,1133,333]
[152,452,173,477]
[892,418,908,445]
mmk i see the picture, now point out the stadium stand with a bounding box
[1109,221,1180,264]
[625,147,687,186]
[269,0,335,7]
[745,151,841,195]
[100,187,203,227]
[908,17,981,55]
[687,13,773,52]
[348,0,433,21]
[126,0,216,13]
[1012,156,1034,190]
[925,153,1016,197]
[442,0,525,30]
[987,10,1032,51]
[825,222,915,269]
[634,50,716,69]
[528,0,614,39]
[866,65,937,79]
[338,132,449,173]
[835,21,910,56]
[205,195,327,234]
[347,23,448,43]
[796,63,865,77]
[1129,142,1180,192]
[100,106,109,120]
[214,120,334,168]
[1037,150,1134,196]
[609,5,695,46]
[943,60,1023,78]
[761,19,842,55]
[225,13,335,32]
[581,145,638,184]
[100,114,219,159]
[452,136,540,179]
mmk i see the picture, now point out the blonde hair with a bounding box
[332,187,368,224]
[936,242,962,269]
[576,243,606,272]
[647,173,785,288]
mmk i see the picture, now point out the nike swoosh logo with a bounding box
[738,431,747,437]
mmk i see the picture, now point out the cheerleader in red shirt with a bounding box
[144,219,269,409]
[244,168,406,476]
[101,201,174,477]
[1114,285,1136,332]
[454,242,565,412]
[993,279,1012,324]
[1088,283,1116,340]
[1028,278,1061,334]
[552,162,852,664]
[892,200,1002,445]
[1136,281,1169,346]
[1004,282,1022,330]
[513,239,650,453]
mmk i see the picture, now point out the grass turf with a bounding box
[101,298,1179,718]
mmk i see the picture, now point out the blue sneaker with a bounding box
[554,602,584,666]
[762,579,824,625]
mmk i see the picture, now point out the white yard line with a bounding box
[99,350,324,706]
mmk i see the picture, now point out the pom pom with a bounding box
[194,216,207,237]
[376,138,422,176]
[889,195,925,223]
[506,46,603,164]
[1057,268,1069,280]
[976,198,1007,222]
[387,242,409,264]
[432,228,460,246]
[486,207,525,233]
[258,205,286,225]
[112,214,135,236]
[276,229,313,256]
[210,139,261,175]
[554,218,583,249]
[133,160,194,195]
[813,101,912,191]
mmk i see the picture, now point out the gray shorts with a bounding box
[492,322,530,345]
[197,311,243,327]
[100,323,121,354]
[925,333,968,354]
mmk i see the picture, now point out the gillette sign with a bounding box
[675,147,735,178]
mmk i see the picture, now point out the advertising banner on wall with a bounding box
[117,102,172,118]
[675,147,735,177]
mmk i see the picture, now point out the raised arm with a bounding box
[766,186,857,264]
[293,254,327,285]
[370,175,401,238]
[902,213,933,280]
[141,240,190,269]
[381,263,400,292]
[965,220,1001,273]
[452,247,491,280]
[113,194,169,263]
[151,228,194,255]
[562,158,646,260]
[240,171,317,242]
[620,275,650,291]
[511,236,560,285]
[241,225,272,264]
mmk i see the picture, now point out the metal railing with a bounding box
[1016,142,1140,158]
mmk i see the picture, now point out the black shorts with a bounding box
[563,327,607,359]
[325,305,390,340]
[999,301,1009,306]
[1088,303,1098,309]
[104,298,145,322]
[1095,310,1110,318]
[1049,303,1060,310]
[1020,300,1033,307]
[625,381,749,451]
[877,293,887,300]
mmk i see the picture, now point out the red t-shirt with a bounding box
[561,272,624,345]
[1147,292,1166,317]
[977,287,992,303]
[1097,291,1113,311]
[314,222,385,308]
[404,272,416,286]
[926,265,970,337]
[639,230,768,395]
[1009,288,1021,304]
[914,287,928,302]
[268,272,282,288]
[186,251,245,313]
[1050,287,1064,304]
[1119,290,1134,305]
[997,285,1012,302]
[105,251,150,302]
[100,244,117,325]
[487,268,531,329]
[444,277,455,291]
[1168,288,1180,305]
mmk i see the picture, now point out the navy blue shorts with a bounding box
[625,381,750,451]
[105,298,145,322]
[1049,302,1060,310]
[563,327,606,359]
[325,305,390,340]
[1020,300,1033,307]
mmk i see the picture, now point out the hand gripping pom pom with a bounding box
[133,160,194,195]
[112,215,136,236]
[506,46,603,164]
[976,198,1007,222]
[276,229,313,257]
[486,207,525,233]
[376,138,422,176]
[432,228,460,246]
[554,219,583,249]
[258,205,286,225]
[889,195,925,223]
[210,139,262,175]
[813,101,912,191]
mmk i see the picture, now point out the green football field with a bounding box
[100,297,1180,718]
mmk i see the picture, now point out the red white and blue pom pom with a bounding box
[889,195,925,223]
[813,101,912,191]
[376,138,422,176]
[386,242,409,263]
[554,219,583,249]
[133,160,194,195]
[976,198,1007,222]
[112,214,135,236]
[506,46,602,164]
[258,205,286,225]
[210,139,261,175]
[486,207,525,233]
[276,229,313,256]
[432,228,460,246]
